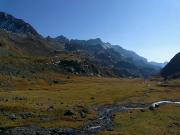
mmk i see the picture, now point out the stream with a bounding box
[1,100,180,135]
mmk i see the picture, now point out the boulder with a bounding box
[64,110,74,116]
[9,114,18,120]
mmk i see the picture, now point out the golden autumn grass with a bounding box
[0,73,179,134]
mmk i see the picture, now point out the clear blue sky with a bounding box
[0,0,180,62]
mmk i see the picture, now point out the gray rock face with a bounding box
[0,12,40,37]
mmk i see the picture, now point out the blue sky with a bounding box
[0,0,180,62]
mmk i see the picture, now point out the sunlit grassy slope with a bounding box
[0,74,179,134]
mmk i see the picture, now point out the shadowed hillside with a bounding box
[161,52,180,79]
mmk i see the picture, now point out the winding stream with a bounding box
[1,100,180,135]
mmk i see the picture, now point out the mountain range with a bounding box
[0,12,169,78]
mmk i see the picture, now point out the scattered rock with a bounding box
[2,100,179,135]
[107,127,113,131]
[169,122,180,128]
[90,97,95,100]
[3,126,77,135]
[67,76,70,79]
[49,80,66,85]
[19,112,32,119]
[149,105,155,110]
[140,109,145,112]
[80,111,86,118]
[78,106,90,114]
[9,114,18,120]
[47,105,54,112]
[12,96,27,101]
[149,103,159,110]
[64,110,75,116]
[52,80,59,84]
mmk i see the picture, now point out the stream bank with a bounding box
[1,100,180,135]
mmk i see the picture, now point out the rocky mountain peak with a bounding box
[55,35,69,43]
[0,12,40,37]
[86,38,103,45]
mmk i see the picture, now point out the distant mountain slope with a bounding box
[0,12,40,37]
[0,29,54,56]
[0,12,54,56]
[63,38,161,77]
[149,61,168,68]
[46,35,69,50]
[161,52,180,78]
[0,11,161,77]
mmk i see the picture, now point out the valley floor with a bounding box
[0,74,179,134]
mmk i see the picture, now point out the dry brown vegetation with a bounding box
[0,73,179,134]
